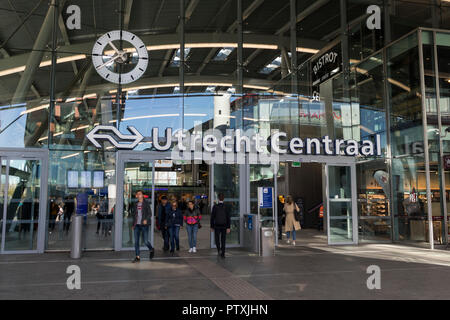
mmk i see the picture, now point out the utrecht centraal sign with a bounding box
[86,125,381,164]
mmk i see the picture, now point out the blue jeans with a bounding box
[134,225,153,257]
[168,225,180,251]
[286,229,296,240]
[186,224,199,248]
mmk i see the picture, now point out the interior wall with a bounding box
[279,162,323,228]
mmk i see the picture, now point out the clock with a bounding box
[92,30,148,84]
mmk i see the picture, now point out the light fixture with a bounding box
[20,104,49,115]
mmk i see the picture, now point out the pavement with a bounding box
[1,229,450,300]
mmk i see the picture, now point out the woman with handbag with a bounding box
[283,195,301,246]
[183,200,202,253]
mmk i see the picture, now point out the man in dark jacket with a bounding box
[131,190,154,262]
[157,195,171,251]
[165,200,183,255]
[210,193,231,258]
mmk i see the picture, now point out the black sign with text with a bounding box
[311,44,342,86]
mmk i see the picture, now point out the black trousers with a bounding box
[160,227,169,250]
[214,227,227,255]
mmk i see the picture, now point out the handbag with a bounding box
[294,205,301,222]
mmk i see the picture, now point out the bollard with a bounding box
[70,215,83,259]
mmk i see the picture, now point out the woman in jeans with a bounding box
[184,200,202,253]
[283,195,301,246]
[165,200,183,255]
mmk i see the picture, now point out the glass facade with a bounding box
[0,0,449,252]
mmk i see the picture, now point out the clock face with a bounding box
[92,30,148,84]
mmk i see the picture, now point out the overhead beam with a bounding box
[58,12,78,75]
[11,0,66,105]
[197,0,265,75]
[244,0,331,68]
[123,0,133,30]
[158,0,200,77]
[0,33,325,79]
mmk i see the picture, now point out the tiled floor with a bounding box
[1,230,450,299]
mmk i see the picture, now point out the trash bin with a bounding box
[259,227,275,257]
[70,215,83,259]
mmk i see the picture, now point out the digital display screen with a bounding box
[93,171,104,188]
[80,171,91,188]
[67,171,78,188]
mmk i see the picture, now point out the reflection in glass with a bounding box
[4,159,40,251]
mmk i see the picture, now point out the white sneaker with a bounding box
[193,247,197,253]
[188,248,193,253]
[286,239,290,244]
[292,241,296,246]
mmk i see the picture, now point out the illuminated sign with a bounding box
[87,125,381,157]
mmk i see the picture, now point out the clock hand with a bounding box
[108,41,121,56]
[96,54,120,70]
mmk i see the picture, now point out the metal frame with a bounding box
[325,162,358,245]
[115,150,170,251]
[253,154,358,246]
[0,148,49,254]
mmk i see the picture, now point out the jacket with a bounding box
[210,202,231,228]
[157,202,171,228]
[183,208,202,225]
[165,208,183,227]
[131,199,152,227]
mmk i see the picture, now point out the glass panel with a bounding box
[357,160,391,242]
[347,0,384,61]
[250,164,275,227]
[328,166,351,200]
[436,32,450,245]
[123,160,211,251]
[329,211,353,243]
[47,150,116,250]
[5,159,41,251]
[359,218,391,242]
[213,163,239,245]
[122,161,153,249]
[423,31,445,245]
[387,32,427,243]
[328,165,353,243]
[0,2,52,148]
[0,159,5,249]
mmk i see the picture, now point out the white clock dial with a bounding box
[92,30,148,84]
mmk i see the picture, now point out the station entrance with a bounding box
[113,151,358,253]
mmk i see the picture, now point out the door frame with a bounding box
[274,154,358,246]
[0,148,49,254]
[115,150,171,251]
[325,163,358,245]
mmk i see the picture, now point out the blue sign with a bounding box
[76,192,88,215]
[248,215,253,230]
[259,187,273,209]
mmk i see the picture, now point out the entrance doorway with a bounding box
[0,148,48,253]
[116,151,212,252]
[275,157,358,246]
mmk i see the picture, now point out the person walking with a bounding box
[157,195,171,251]
[184,200,202,253]
[63,195,75,235]
[165,200,183,255]
[210,193,231,259]
[277,195,285,241]
[283,195,301,246]
[131,190,154,263]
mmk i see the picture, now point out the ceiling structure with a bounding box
[0,0,444,106]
